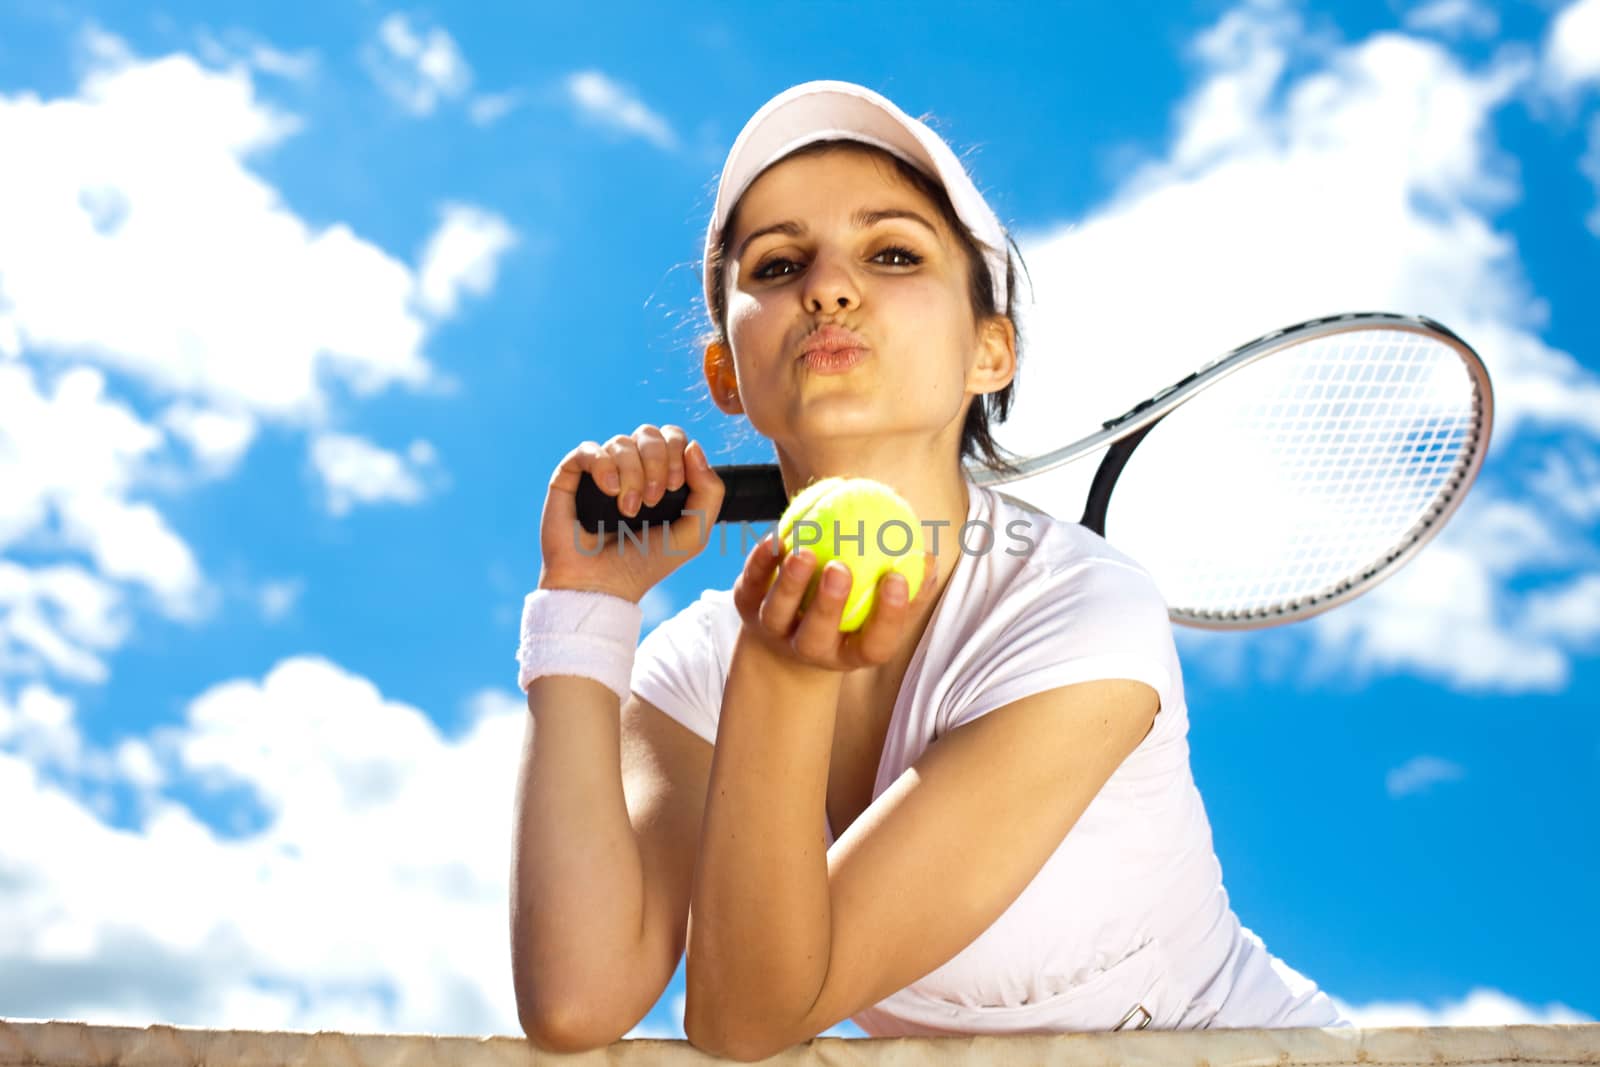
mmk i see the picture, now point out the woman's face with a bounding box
[719,146,998,463]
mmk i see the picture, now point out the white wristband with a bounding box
[516,588,644,704]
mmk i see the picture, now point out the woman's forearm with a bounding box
[685,629,843,1047]
[511,675,649,1044]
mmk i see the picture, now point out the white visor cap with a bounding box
[703,80,1011,322]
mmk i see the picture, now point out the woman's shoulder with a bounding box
[940,485,1186,741]
[955,490,1175,658]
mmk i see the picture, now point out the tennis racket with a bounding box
[574,311,1493,630]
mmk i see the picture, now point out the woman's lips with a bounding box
[800,346,868,373]
[798,325,870,373]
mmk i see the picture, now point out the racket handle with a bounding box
[574,463,789,534]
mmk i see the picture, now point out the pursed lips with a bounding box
[798,324,870,361]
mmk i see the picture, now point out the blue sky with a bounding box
[1,0,1597,1040]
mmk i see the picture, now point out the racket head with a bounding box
[1048,313,1494,629]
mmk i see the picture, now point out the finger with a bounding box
[548,440,611,512]
[731,530,784,619]
[853,570,913,664]
[604,435,646,516]
[759,544,819,636]
[545,443,614,552]
[792,559,851,659]
[633,424,670,506]
[669,439,725,549]
[548,439,591,488]
[659,424,689,492]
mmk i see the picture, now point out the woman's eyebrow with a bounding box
[735,220,805,259]
[735,208,940,259]
[855,208,939,237]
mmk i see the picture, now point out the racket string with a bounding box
[1112,330,1485,620]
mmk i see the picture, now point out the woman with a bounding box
[510,80,1346,1060]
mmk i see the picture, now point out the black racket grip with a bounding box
[574,464,789,534]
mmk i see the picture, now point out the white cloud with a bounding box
[0,679,158,792]
[1334,987,1594,1026]
[157,403,258,481]
[366,14,471,117]
[1539,2,1600,230]
[0,564,126,688]
[0,363,206,619]
[0,666,531,1035]
[1304,496,1580,692]
[416,204,517,318]
[194,29,317,82]
[257,579,304,623]
[1404,0,1499,40]
[1545,0,1600,93]
[247,45,316,82]
[0,365,155,547]
[998,4,1600,694]
[0,32,512,690]
[1385,755,1466,798]
[0,34,439,421]
[565,71,677,151]
[114,738,164,790]
[467,91,521,127]
[1169,3,1304,171]
[0,684,81,770]
[61,494,208,621]
[1530,443,1600,522]
[1521,573,1600,646]
[310,433,444,517]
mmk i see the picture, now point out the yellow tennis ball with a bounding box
[773,476,926,632]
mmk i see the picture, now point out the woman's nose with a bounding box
[800,251,860,313]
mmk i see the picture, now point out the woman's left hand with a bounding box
[731,532,939,673]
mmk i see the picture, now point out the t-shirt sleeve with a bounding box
[943,557,1179,735]
[628,592,728,746]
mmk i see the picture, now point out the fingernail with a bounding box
[646,479,661,501]
[622,491,640,514]
[883,576,907,604]
[668,464,684,489]
[603,470,620,492]
[689,442,708,469]
[823,564,849,594]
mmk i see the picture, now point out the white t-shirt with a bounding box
[630,481,1347,1036]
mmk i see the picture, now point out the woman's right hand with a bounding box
[538,424,725,603]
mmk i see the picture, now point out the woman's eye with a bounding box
[874,245,923,267]
[752,256,800,280]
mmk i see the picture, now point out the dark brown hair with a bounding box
[703,139,1026,478]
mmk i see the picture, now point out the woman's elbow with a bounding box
[517,994,623,1055]
[685,1029,789,1064]
[684,1003,787,1063]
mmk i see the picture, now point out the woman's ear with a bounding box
[968,316,1017,395]
[704,341,744,414]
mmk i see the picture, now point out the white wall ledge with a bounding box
[3,1018,1598,1067]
